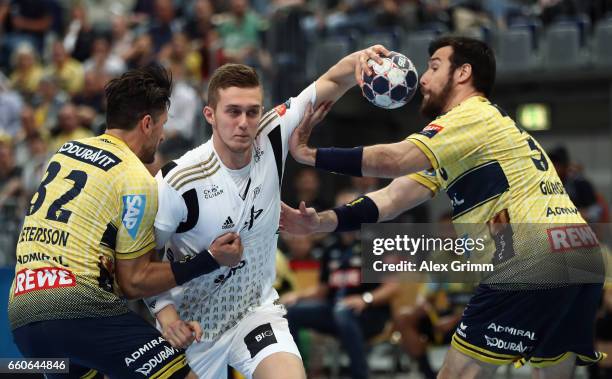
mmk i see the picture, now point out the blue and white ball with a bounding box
[361,52,419,109]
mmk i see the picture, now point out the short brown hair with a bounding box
[207,64,261,109]
[105,63,172,130]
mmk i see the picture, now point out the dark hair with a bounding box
[428,36,496,97]
[207,63,260,109]
[105,63,172,130]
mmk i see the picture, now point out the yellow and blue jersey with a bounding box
[406,96,603,285]
[8,134,157,329]
[407,96,583,225]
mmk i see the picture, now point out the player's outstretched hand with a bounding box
[279,201,320,235]
[162,318,202,349]
[209,232,243,267]
[355,44,391,86]
[288,101,333,166]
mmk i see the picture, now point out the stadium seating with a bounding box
[592,19,612,68]
[542,23,586,70]
[400,31,437,75]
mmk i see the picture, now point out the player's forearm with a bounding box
[156,304,181,326]
[316,210,339,233]
[362,142,423,178]
[121,261,178,299]
[316,51,360,102]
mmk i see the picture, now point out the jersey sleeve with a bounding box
[405,111,482,170]
[279,82,317,153]
[115,170,158,260]
[408,169,441,195]
[154,171,188,243]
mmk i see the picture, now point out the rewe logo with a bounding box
[547,225,599,252]
[122,195,146,239]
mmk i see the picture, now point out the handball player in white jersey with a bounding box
[146,46,389,379]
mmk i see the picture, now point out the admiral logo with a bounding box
[245,323,277,358]
[484,335,532,353]
[547,225,599,252]
[14,267,76,296]
[418,124,444,138]
[222,216,235,230]
[546,206,579,217]
[487,323,536,340]
[122,195,146,239]
[58,141,121,171]
[203,184,224,199]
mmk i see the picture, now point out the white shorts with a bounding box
[186,303,301,379]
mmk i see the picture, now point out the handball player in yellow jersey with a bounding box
[282,36,604,378]
[8,64,242,378]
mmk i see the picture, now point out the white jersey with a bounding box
[149,83,316,341]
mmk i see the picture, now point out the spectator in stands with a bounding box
[0,137,23,218]
[125,33,156,69]
[182,0,217,80]
[149,0,182,53]
[394,281,474,379]
[158,61,198,161]
[72,70,106,115]
[291,167,330,211]
[548,145,608,223]
[110,14,135,62]
[31,75,66,132]
[283,189,399,379]
[282,233,318,261]
[217,0,263,65]
[0,76,23,138]
[8,42,42,100]
[48,102,92,153]
[275,249,297,296]
[81,0,133,29]
[1,0,53,67]
[13,104,46,166]
[159,32,203,84]
[83,35,126,77]
[63,3,95,63]
[18,131,47,203]
[45,40,84,95]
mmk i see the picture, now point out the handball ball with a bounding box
[361,52,419,109]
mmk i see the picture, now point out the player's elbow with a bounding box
[118,274,147,300]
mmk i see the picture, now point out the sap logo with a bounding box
[547,225,599,252]
[122,195,146,239]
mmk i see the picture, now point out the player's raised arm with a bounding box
[289,101,432,178]
[280,175,433,235]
